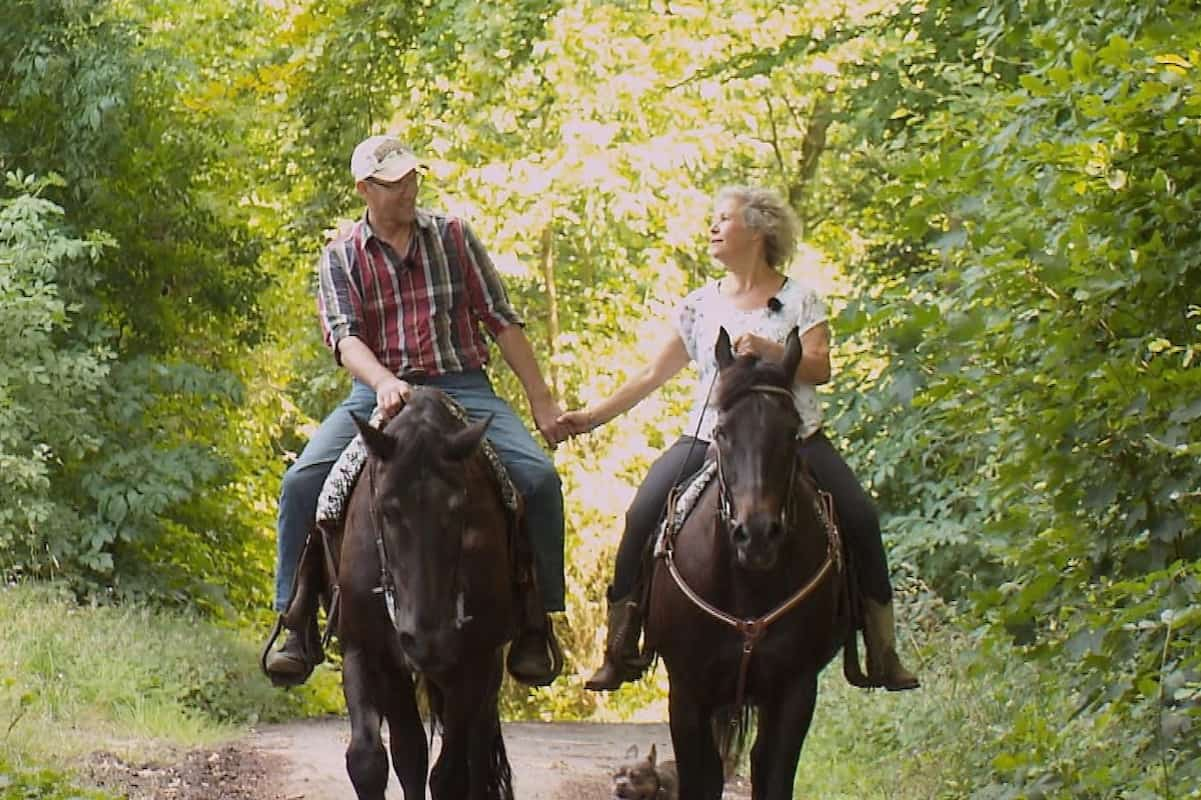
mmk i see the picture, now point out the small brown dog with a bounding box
[612,743,678,800]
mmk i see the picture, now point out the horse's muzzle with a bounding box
[398,628,462,673]
[732,514,785,571]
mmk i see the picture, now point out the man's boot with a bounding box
[262,533,325,687]
[262,604,322,687]
[863,597,920,691]
[585,594,649,692]
[506,568,563,687]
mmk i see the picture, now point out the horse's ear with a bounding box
[625,744,639,761]
[781,326,803,378]
[648,743,658,765]
[715,327,735,370]
[444,414,492,461]
[353,413,396,461]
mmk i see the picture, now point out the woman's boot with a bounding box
[585,595,649,691]
[863,597,920,691]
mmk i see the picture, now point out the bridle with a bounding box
[364,444,471,634]
[715,384,801,534]
[663,382,843,711]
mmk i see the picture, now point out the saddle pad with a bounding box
[314,395,520,529]
[653,460,717,557]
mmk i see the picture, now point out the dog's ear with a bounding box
[648,743,657,766]
[625,743,639,760]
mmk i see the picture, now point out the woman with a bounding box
[558,185,919,692]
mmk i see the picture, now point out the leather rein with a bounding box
[661,383,843,710]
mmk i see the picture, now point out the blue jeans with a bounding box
[273,371,566,613]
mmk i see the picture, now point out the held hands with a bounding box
[530,396,569,449]
[554,408,598,442]
[375,376,412,419]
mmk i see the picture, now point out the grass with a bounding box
[0,581,342,779]
[792,620,1026,799]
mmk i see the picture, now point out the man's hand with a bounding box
[375,376,412,419]
[733,332,781,361]
[530,396,569,448]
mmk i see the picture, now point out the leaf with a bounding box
[1155,54,1193,70]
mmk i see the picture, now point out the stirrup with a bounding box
[260,615,285,679]
[506,620,564,687]
[261,614,320,688]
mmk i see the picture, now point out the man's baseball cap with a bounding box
[350,135,423,182]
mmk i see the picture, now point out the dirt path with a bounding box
[252,718,680,799]
[88,719,752,799]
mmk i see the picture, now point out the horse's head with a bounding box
[353,389,494,673]
[712,327,804,572]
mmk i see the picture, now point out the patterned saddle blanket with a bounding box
[315,394,520,530]
[653,461,717,557]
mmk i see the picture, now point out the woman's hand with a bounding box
[556,408,597,439]
[733,332,782,361]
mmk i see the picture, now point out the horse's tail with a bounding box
[487,723,514,800]
[419,678,513,800]
[712,705,754,780]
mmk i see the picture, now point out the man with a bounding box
[264,134,567,686]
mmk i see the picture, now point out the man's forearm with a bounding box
[494,325,555,405]
[337,336,395,389]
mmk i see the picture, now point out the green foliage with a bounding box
[0,178,115,576]
[0,582,339,766]
[818,0,1201,793]
[0,0,281,611]
[0,760,115,800]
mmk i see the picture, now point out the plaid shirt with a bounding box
[317,210,523,377]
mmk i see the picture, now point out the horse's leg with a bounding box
[668,684,723,800]
[380,667,428,800]
[342,647,390,800]
[750,673,818,800]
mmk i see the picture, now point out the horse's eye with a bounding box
[446,491,466,513]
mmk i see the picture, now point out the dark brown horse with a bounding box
[645,327,851,800]
[339,387,517,800]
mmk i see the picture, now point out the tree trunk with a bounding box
[539,222,560,400]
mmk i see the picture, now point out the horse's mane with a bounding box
[714,355,793,412]
[379,388,470,473]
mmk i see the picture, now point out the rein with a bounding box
[662,383,843,712]
[366,463,400,627]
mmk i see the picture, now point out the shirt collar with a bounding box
[359,208,432,244]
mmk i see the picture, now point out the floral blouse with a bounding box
[675,277,827,441]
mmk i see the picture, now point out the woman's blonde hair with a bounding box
[716,185,798,268]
